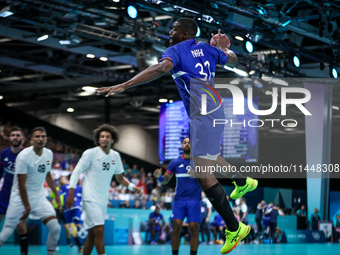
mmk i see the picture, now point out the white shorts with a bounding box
[4,193,56,227]
[83,201,107,230]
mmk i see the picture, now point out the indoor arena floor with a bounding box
[1,243,340,255]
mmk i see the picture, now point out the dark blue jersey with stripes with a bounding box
[0,147,23,205]
[167,155,201,201]
[159,39,229,117]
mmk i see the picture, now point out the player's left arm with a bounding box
[96,59,174,97]
[115,173,141,194]
[46,172,61,209]
[225,50,238,68]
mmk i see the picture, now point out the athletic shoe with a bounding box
[220,222,250,254]
[230,177,258,200]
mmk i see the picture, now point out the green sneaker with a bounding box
[230,177,258,200]
[220,222,250,254]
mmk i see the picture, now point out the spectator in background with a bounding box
[333,214,340,243]
[297,205,307,216]
[131,173,140,186]
[311,208,321,230]
[118,188,130,201]
[60,155,69,170]
[141,199,149,210]
[146,173,155,194]
[233,208,240,222]
[132,199,142,209]
[158,200,166,211]
[130,164,140,177]
[124,167,131,178]
[122,159,129,171]
[137,172,148,195]
[239,198,249,226]
[255,200,267,239]
[164,188,174,210]
[119,200,130,209]
[140,167,145,176]
[200,192,212,245]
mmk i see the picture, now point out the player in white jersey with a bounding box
[65,124,141,255]
[0,127,61,255]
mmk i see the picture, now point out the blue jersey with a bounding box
[149,212,164,224]
[60,184,82,210]
[0,147,23,201]
[213,214,226,227]
[167,155,201,201]
[160,39,229,117]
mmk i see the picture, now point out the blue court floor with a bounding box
[1,243,340,255]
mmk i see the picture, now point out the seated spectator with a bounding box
[164,188,174,210]
[118,188,130,201]
[130,164,140,177]
[119,199,130,208]
[137,172,148,195]
[148,206,165,244]
[158,200,166,210]
[146,173,155,194]
[131,173,140,186]
[233,208,240,221]
[122,158,129,170]
[141,199,149,210]
[311,208,321,230]
[132,199,142,209]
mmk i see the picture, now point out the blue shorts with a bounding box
[190,107,225,158]
[64,209,82,224]
[0,192,10,215]
[172,200,202,223]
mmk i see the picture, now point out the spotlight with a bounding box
[196,26,201,37]
[127,4,138,19]
[159,98,168,103]
[330,67,338,78]
[245,41,253,53]
[67,108,74,112]
[293,55,300,68]
[37,35,48,41]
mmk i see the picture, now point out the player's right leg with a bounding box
[17,219,28,255]
[0,193,25,246]
[193,156,250,254]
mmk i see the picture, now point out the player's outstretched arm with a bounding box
[115,173,141,194]
[18,174,30,220]
[153,168,173,185]
[96,59,174,97]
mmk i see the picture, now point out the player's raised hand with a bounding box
[20,205,31,221]
[153,168,162,178]
[211,29,229,52]
[133,186,142,195]
[96,84,125,97]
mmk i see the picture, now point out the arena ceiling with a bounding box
[0,0,340,137]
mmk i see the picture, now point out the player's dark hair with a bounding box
[93,124,119,147]
[31,126,47,136]
[10,126,24,135]
[176,18,197,37]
